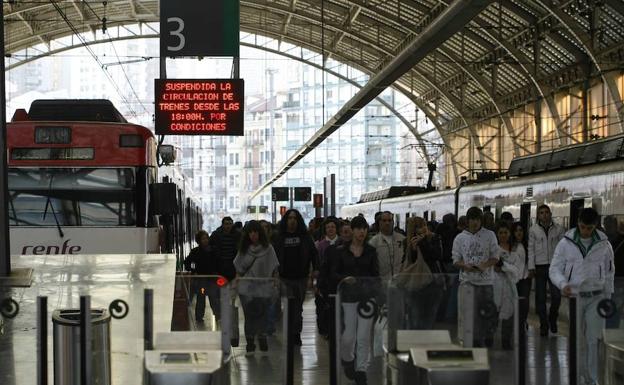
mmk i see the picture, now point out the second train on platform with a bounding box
[342,134,624,231]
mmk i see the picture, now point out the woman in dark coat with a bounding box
[329,216,379,385]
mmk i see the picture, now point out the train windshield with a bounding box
[8,167,136,226]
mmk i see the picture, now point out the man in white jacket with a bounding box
[528,204,565,336]
[368,211,405,280]
[549,208,615,385]
[452,207,500,347]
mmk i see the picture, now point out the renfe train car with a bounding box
[342,134,624,233]
[7,99,201,256]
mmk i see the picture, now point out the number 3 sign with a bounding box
[160,0,240,58]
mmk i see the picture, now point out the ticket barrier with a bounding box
[145,331,230,385]
[386,330,489,385]
[602,329,624,385]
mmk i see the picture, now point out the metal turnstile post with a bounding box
[37,296,48,385]
[79,296,92,385]
[569,297,578,385]
[329,295,337,385]
[518,297,527,385]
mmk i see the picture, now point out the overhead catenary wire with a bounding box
[80,0,151,117]
[104,30,151,116]
[47,0,139,118]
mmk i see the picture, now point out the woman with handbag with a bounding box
[400,216,445,330]
[233,220,280,356]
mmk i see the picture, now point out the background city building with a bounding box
[6,35,435,231]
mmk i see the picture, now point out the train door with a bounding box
[520,203,531,236]
[569,199,585,229]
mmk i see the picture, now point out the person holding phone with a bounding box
[403,216,445,329]
[452,207,500,347]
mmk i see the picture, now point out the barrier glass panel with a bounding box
[175,274,230,333]
[0,253,170,385]
[371,273,518,385]
[335,276,384,385]
[229,276,286,384]
[576,276,624,385]
[0,283,30,385]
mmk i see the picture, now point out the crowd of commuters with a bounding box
[184,204,620,385]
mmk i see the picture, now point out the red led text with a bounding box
[155,79,244,136]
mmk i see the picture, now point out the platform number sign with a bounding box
[294,187,312,201]
[272,187,289,202]
[160,0,240,58]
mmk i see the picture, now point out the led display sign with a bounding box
[272,187,289,202]
[294,187,312,201]
[154,79,244,136]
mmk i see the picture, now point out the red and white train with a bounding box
[7,99,202,258]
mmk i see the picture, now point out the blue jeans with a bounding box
[535,264,561,326]
[442,263,459,321]
[459,283,497,346]
[281,278,308,335]
[240,295,271,339]
[406,281,444,329]
[516,277,532,327]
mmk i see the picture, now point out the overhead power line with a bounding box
[47,0,139,118]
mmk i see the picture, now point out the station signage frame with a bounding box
[272,187,289,202]
[160,0,240,58]
[154,79,244,136]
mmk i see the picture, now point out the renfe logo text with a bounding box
[22,239,82,255]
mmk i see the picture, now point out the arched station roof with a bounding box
[4,0,624,187]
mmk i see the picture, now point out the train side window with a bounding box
[423,211,429,221]
[570,199,584,229]
[431,210,436,221]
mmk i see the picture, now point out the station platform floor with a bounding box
[0,253,178,385]
[0,253,571,385]
[195,292,570,385]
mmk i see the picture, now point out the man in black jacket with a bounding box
[185,230,217,323]
[210,216,241,281]
[209,216,241,320]
[273,209,319,346]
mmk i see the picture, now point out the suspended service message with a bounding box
[154,79,244,135]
